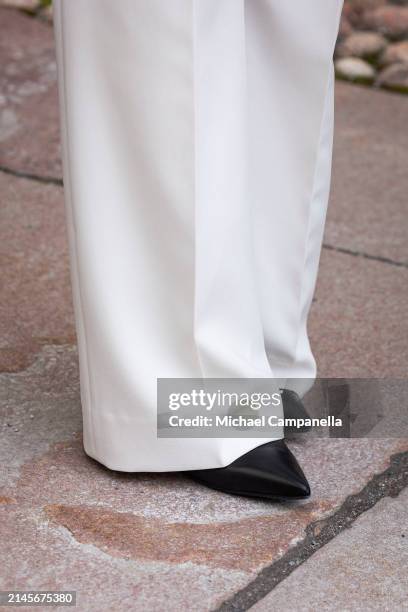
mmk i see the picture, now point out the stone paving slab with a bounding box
[328,81,408,266]
[0,8,60,178]
[1,347,407,610]
[0,172,74,373]
[250,487,408,611]
[0,502,251,612]
[0,345,80,486]
[309,247,408,378]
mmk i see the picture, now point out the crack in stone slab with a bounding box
[0,164,62,186]
[2,160,405,270]
[1,164,406,270]
[215,449,408,611]
[323,243,408,269]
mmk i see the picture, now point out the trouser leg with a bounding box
[53,0,342,471]
[246,0,343,394]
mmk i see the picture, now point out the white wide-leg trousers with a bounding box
[54,0,343,471]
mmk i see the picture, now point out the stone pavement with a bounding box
[0,7,407,612]
[250,488,408,612]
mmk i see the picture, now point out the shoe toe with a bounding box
[187,440,311,501]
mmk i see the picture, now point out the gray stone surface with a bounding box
[1,341,407,609]
[1,346,407,609]
[0,8,61,177]
[0,345,80,486]
[310,248,408,378]
[0,172,74,373]
[0,501,251,612]
[328,81,408,265]
[251,487,408,611]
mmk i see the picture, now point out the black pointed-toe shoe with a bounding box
[186,440,310,501]
[281,388,312,434]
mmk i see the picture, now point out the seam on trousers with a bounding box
[293,0,344,366]
[243,0,280,383]
[191,0,206,380]
[55,0,98,457]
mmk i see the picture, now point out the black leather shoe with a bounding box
[281,388,312,434]
[186,440,310,501]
